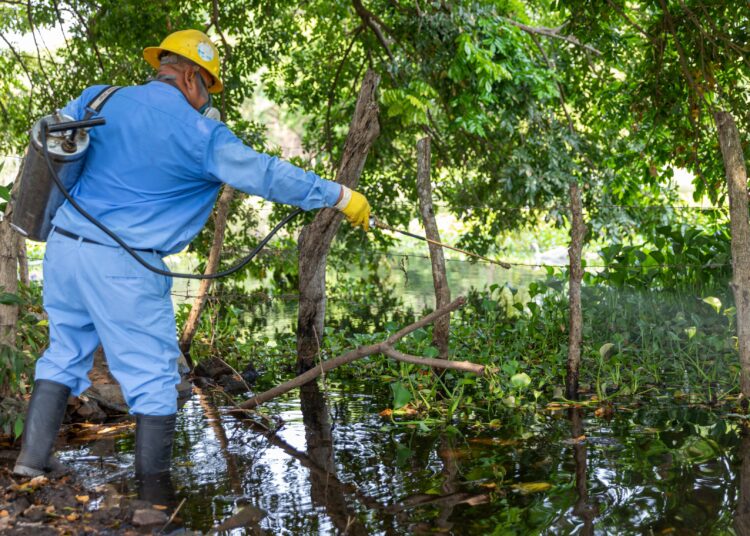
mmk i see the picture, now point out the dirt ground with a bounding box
[0,452,187,535]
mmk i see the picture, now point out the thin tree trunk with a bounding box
[0,177,22,348]
[566,181,585,400]
[179,186,236,365]
[296,70,380,370]
[715,110,750,400]
[16,235,29,287]
[416,136,451,358]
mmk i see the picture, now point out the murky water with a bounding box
[60,386,749,534]
[45,252,749,533]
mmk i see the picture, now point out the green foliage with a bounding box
[590,219,732,291]
[0,282,46,437]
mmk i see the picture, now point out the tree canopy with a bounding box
[1,1,748,262]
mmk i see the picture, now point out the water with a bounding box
[49,252,748,533]
[172,255,547,340]
[60,386,749,534]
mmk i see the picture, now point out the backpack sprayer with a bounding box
[10,87,302,280]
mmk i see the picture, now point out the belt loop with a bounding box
[50,225,57,237]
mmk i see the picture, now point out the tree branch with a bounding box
[60,3,104,73]
[242,297,484,409]
[657,0,711,192]
[501,17,602,56]
[604,0,657,44]
[326,25,364,160]
[0,31,34,87]
[352,0,395,63]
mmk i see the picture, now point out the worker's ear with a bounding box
[182,68,198,93]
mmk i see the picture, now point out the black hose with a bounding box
[41,119,303,280]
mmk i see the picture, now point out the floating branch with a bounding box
[239,297,484,409]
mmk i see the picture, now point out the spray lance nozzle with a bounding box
[368,213,512,269]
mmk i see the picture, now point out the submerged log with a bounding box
[715,110,750,401]
[296,70,381,371]
[241,297,484,409]
[416,136,451,359]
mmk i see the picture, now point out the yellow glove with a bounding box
[335,186,371,231]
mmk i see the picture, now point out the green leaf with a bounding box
[510,372,531,389]
[702,296,722,314]
[13,417,23,439]
[390,382,411,409]
[0,292,23,306]
[599,343,615,359]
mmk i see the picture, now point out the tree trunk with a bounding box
[178,185,236,365]
[566,181,585,400]
[296,70,380,370]
[415,136,451,358]
[715,110,750,400]
[0,177,22,347]
[16,235,29,287]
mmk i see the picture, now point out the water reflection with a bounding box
[50,389,750,534]
[299,383,369,535]
[569,408,597,535]
[736,429,750,535]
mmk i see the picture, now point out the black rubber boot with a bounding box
[13,380,71,477]
[137,474,176,506]
[134,414,176,477]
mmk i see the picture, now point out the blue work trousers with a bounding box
[35,230,180,416]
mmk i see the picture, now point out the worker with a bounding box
[13,29,371,479]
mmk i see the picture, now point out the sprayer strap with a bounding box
[82,86,122,120]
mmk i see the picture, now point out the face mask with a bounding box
[201,103,221,121]
[196,77,221,121]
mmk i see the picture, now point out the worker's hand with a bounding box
[335,186,371,231]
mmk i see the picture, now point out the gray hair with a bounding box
[157,53,209,99]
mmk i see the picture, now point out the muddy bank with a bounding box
[0,462,186,534]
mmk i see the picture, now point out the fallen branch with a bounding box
[240,297,482,409]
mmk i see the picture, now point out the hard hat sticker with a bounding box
[197,42,214,62]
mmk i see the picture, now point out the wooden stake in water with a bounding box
[370,217,512,269]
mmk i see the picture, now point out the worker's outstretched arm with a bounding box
[205,127,370,230]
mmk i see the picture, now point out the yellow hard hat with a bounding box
[143,29,223,93]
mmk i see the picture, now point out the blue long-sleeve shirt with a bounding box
[53,82,341,254]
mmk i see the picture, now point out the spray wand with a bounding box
[369,216,511,269]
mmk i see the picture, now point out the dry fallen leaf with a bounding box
[28,475,49,488]
[378,408,393,417]
[512,482,553,494]
[0,510,8,518]
[75,495,90,504]
[45,505,55,514]
[66,513,79,522]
